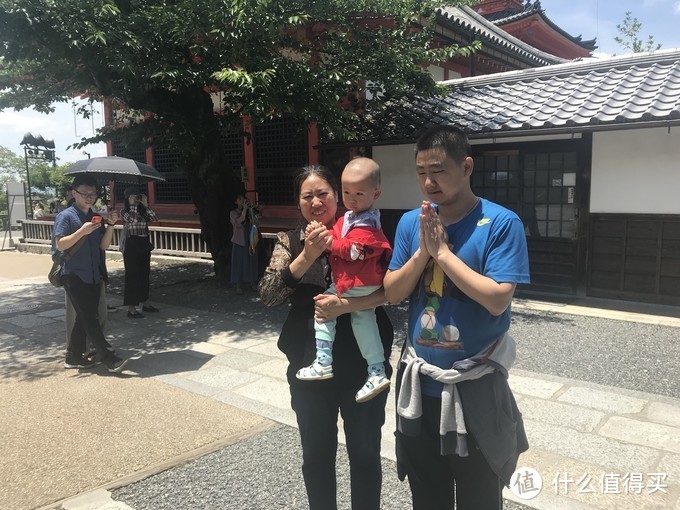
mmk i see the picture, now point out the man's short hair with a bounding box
[72,175,98,189]
[415,125,472,163]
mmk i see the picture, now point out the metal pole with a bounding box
[23,146,33,219]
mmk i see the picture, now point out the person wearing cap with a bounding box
[120,186,159,318]
[52,174,128,373]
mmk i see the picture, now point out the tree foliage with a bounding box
[614,11,662,54]
[0,0,479,276]
[0,145,70,208]
[0,145,52,191]
[0,146,25,183]
[28,161,71,196]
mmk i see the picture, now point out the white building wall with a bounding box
[373,144,422,210]
[591,128,680,214]
[372,128,680,214]
[427,65,445,82]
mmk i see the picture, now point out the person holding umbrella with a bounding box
[120,187,159,318]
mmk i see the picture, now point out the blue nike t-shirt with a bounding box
[389,198,530,396]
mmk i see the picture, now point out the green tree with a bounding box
[0,146,25,213]
[0,146,25,183]
[614,11,662,53]
[29,161,71,197]
[0,0,478,277]
[0,145,57,211]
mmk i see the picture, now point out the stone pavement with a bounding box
[1,251,679,510]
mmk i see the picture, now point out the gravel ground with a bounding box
[112,426,410,510]
[113,425,531,510]
[510,308,680,399]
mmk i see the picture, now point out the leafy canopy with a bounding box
[0,0,479,150]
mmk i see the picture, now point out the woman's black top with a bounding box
[259,226,393,391]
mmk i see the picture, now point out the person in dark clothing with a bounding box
[52,175,128,373]
[120,187,159,318]
[258,165,393,510]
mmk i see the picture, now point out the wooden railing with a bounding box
[20,219,278,260]
[20,219,212,258]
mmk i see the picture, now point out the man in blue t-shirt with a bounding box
[52,175,128,373]
[384,125,530,509]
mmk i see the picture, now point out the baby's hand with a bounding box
[306,220,323,234]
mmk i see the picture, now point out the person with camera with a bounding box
[120,187,159,318]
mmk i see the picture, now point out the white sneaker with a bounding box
[355,373,390,403]
[296,361,334,380]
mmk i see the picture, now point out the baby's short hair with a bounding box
[347,157,381,188]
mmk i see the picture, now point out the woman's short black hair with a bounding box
[293,164,339,203]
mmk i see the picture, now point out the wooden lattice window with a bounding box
[473,150,578,240]
[111,138,148,202]
[220,121,246,183]
[153,144,192,203]
[521,152,578,239]
[254,117,308,205]
[472,151,520,214]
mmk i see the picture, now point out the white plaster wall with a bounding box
[591,128,680,214]
[373,144,423,210]
[427,65,445,82]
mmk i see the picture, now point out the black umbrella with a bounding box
[64,156,166,184]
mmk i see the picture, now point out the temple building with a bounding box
[470,0,596,60]
[108,2,592,225]
[100,5,680,307]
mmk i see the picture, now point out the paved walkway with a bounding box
[1,251,679,510]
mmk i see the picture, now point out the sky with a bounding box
[1,0,680,164]
[537,0,680,56]
[0,97,107,165]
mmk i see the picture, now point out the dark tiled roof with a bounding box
[354,50,680,143]
[482,1,597,51]
[435,6,567,66]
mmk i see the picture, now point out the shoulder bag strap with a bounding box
[63,235,89,262]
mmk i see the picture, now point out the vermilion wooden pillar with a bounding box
[242,116,257,204]
[308,122,319,164]
[145,146,156,205]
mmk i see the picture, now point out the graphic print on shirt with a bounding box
[350,241,375,261]
[414,257,464,351]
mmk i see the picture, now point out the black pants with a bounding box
[396,394,502,510]
[290,384,388,510]
[63,274,113,361]
[123,235,151,306]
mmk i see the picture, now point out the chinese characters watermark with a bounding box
[510,467,543,500]
[509,468,670,499]
[552,472,668,495]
